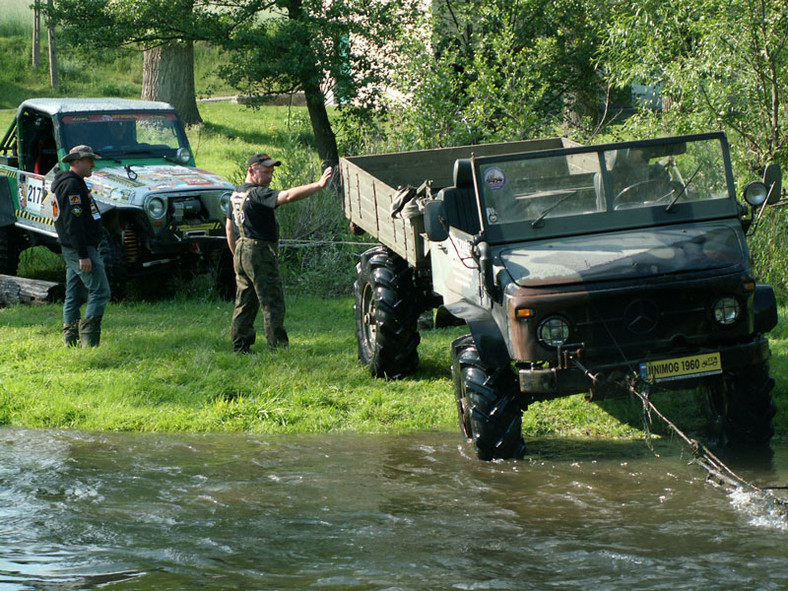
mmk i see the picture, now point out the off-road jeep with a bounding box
[341,132,780,460]
[0,98,235,298]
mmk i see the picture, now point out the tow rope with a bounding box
[574,358,788,514]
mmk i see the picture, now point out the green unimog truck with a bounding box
[0,98,235,298]
[341,132,780,460]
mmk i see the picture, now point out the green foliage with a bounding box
[747,205,788,300]
[600,0,788,174]
[372,0,608,152]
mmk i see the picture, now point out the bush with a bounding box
[747,205,788,300]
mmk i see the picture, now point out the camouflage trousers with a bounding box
[230,237,288,352]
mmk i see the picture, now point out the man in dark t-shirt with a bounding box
[225,153,332,353]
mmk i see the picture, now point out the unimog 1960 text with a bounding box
[0,98,235,298]
[341,132,781,460]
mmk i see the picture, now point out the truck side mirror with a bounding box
[424,200,449,242]
[764,163,782,204]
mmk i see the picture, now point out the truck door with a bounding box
[16,108,59,235]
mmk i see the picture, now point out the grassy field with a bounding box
[1,296,786,444]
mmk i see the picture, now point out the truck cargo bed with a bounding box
[340,138,575,266]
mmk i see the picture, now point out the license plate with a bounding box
[639,352,722,383]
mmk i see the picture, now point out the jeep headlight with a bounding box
[712,296,740,326]
[220,191,231,216]
[146,196,167,219]
[537,316,570,347]
[176,147,192,164]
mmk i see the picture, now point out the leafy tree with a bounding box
[47,0,205,123]
[600,0,788,174]
[48,0,421,165]
[215,0,421,166]
[386,0,608,150]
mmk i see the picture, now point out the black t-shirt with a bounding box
[229,182,281,242]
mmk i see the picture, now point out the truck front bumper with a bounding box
[517,337,772,399]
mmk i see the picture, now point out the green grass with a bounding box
[1,297,785,442]
[0,297,459,433]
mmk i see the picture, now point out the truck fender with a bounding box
[754,282,778,334]
[446,300,510,368]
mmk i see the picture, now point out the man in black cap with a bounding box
[225,153,332,353]
[51,145,111,347]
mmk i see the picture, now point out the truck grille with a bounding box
[567,278,750,364]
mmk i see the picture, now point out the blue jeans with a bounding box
[61,246,111,323]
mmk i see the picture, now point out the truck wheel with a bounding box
[354,246,420,379]
[212,248,236,300]
[0,226,21,275]
[450,334,525,460]
[99,229,128,301]
[705,362,776,446]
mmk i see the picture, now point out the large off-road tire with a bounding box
[0,225,21,275]
[705,361,776,446]
[98,228,127,301]
[214,248,236,300]
[202,247,236,300]
[354,246,420,379]
[450,334,526,460]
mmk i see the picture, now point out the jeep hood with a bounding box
[499,223,748,287]
[86,165,233,204]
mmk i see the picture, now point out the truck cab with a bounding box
[0,98,234,298]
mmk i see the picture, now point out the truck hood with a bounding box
[86,165,233,205]
[499,223,748,287]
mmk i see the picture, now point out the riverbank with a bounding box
[1,295,787,442]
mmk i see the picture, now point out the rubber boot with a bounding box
[79,316,102,348]
[63,320,80,347]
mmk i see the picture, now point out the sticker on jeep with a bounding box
[19,175,48,216]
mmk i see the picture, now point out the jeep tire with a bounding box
[354,245,420,379]
[0,225,21,276]
[451,334,526,460]
[98,228,127,301]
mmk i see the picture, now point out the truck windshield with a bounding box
[60,112,188,159]
[475,134,736,240]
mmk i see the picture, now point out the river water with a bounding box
[1,427,787,590]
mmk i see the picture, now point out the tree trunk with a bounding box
[303,79,339,167]
[0,275,64,307]
[32,5,41,67]
[142,40,202,125]
[47,0,59,91]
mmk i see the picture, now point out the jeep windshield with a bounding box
[59,111,189,162]
[474,132,739,243]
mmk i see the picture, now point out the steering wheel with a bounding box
[613,179,682,209]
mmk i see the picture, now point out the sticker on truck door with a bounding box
[18,174,51,217]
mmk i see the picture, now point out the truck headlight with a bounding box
[537,316,570,347]
[743,181,768,207]
[146,196,167,219]
[712,296,740,325]
[220,192,231,215]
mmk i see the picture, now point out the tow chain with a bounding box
[572,357,788,514]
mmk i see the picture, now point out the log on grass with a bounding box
[0,275,64,307]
